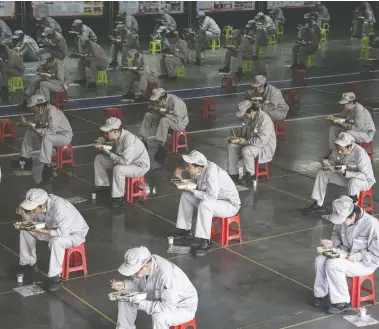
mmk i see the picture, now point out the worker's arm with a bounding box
[193,165,219,201]
[355,227,379,266]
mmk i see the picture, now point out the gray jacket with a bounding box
[43,17,62,34]
[0,19,12,43]
[3,49,24,73]
[85,41,109,66]
[271,8,285,22]
[81,24,97,42]
[164,94,189,128]
[109,129,150,171]
[339,102,376,135]
[124,14,139,34]
[161,13,177,31]
[19,35,40,55]
[170,38,189,62]
[136,54,158,78]
[200,16,221,36]
[47,32,67,57]
[315,5,330,19]
[36,58,71,87]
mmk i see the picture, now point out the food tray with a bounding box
[316,246,345,259]
[93,144,112,151]
[171,179,197,191]
[14,222,45,231]
[108,291,147,302]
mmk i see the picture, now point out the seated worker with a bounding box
[352,2,376,38]
[245,75,289,121]
[16,188,89,292]
[140,88,189,155]
[0,19,13,45]
[195,11,221,65]
[74,36,109,88]
[36,16,62,43]
[291,13,321,69]
[313,195,379,314]
[0,44,24,102]
[21,53,69,107]
[12,95,73,181]
[254,12,276,36]
[245,19,267,60]
[152,10,177,39]
[170,150,241,255]
[219,29,253,78]
[70,19,97,54]
[93,117,150,209]
[312,1,330,26]
[303,132,375,215]
[159,31,189,80]
[227,100,276,184]
[326,92,375,153]
[268,7,285,30]
[12,30,39,62]
[116,9,139,34]
[109,23,139,68]
[121,49,158,102]
[39,27,67,60]
[113,246,198,328]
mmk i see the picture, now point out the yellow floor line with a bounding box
[280,314,334,328]
[0,290,15,296]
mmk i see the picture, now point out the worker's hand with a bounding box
[332,167,346,175]
[16,206,24,215]
[320,239,333,248]
[33,228,49,235]
[347,254,357,263]
[237,137,246,145]
[94,144,105,151]
[20,115,28,124]
[175,168,183,179]
[110,279,125,291]
[94,137,105,144]
[325,115,334,121]
[159,107,166,113]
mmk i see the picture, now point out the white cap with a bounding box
[338,92,356,104]
[150,88,167,101]
[73,19,82,26]
[328,196,355,225]
[41,27,54,36]
[236,100,259,117]
[40,52,52,64]
[334,132,355,147]
[182,150,207,166]
[156,26,168,34]
[27,94,47,108]
[100,117,121,132]
[118,246,152,276]
[250,75,267,87]
[13,30,23,39]
[196,11,206,18]
[126,48,138,61]
[20,188,48,211]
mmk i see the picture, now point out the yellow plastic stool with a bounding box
[268,34,276,46]
[361,36,369,48]
[321,23,329,32]
[223,26,233,43]
[133,34,139,41]
[276,26,284,37]
[320,29,327,42]
[211,38,221,50]
[175,65,185,78]
[242,59,253,73]
[8,76,24,92]
[96,70,108,85]
[258,46,265,58]
[173,31,178,37]
[360,47,370,61]
[306,54,317,68]
[150,40,161,55]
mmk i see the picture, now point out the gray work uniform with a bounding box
[40,32,67,60]
[18,35,40,62]
[114,29,139,64]
[161,13,177,32]
[19,194,89,278]
[140,93,189,144]
[224,33,253,73]
[250,24,269,57]
[124,14,139,34]
[124,54,158,97]
[329,103,376,150]
[271,8,285,29]
[94,129,150,198]
[42,17,62,34]
[0,49,24,88]
[292,22,321,64]
[80,24,97,42]
[160,39,189,77]
[176,161,241,240]
[315,5,330,25]
[311,144,375,205]
[247,84,289,121]
[353,3,375,37]
[228,110,277,176]
[77,41,109,83]
[314,211,379,304]
[195,16,221,58]
[0,19,12,45]
[260,15,276,35]
[25,59,70,102]
[117,254,198,329]
[20,104,73,164]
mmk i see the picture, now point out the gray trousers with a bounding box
[0,67,22,88]
[195,30,219,58]
[77,59,109,83]
[125,71,158,97]
[25,77,65,102]
[20,129,72,164]
[139,112,186,144]
[160,56,183,77]
[40,47,66,60]
[292,44,318,64]
[20,44,39,62]
[19,230,84,277]
[274,20,284,29]
[94,154,149,198]
[314,255,376,304]
[224,50,251,72]
[311,170,370,205]
[117,302,194,329]
[176,192,239,239]
[263,108,286,121]
[112,43,123,62]
[227,143,260,175]
[329,125,374,150]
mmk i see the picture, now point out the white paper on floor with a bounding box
[66,196,88,204]
[235,184,249,192]
[343,314,379,327]
[167,245,191,254]
[13,284,45,297]
[13,170,33,176]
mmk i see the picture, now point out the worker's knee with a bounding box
[198,200,213,212]
[48,237,64,249]
[325,258,344,272]
[347,178,363,191]
[113,165,126,177]
[181,191,195,203]
[151,313,167,326]
[160,117,171,127]
[315,255,327,268]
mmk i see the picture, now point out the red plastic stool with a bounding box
[221,76,237,93]
[211,214,242,246]
[359,141,373,159]
[363,63,374,73]
[255,159,269,181]
[367,106,374,117]
[274,120,286,136]
[166,130,188,152]
[295,70,306,87]
[170,318,197,329]
[145,82,158,100]
[126,176,147,202]
[55,144,74,169]
[62,243,88,280]
[55,92,68,109]
[357,189,373,214]
[0,119,15,141]
[347,273,376,308]
[105,108,122,122]
[287,89,300,107]
[202,98,216,118]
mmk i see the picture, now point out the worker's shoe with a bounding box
[195,239,212,256]
[195,57,201,66]
[42,164,53,181]
[87,82,97,88]
[1,87,9,102]
[327,302,352,314]
[17,263,38,275]
[121,92,135,101]
[243,172,256,184]
[297,63,307,70]
[154,146,166,160]
[349,195,358,204]
[12,157,32,170]
[302,201,325,215]
[159,74,168,79]
[290,62,298,69]
[109,60,118,68]
[235,68,244,78]
[73,79,86,85]
[46,275,62,292]
[111,197,124,209]
[229,174,239,182]
[313,294,330,309]
[18,99,28,110]
[219,66,230,73]
[169,229,192,239]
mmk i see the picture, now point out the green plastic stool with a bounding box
[320,29,327,42]
[321,23,329,32]
[268,34,276,46]
[258,46,265,58]
[8,76,24,92]
[242,60,253,73]
[173,31,179,37]
[360,46,370,61]
[223,26,233,43]
[276,26,284,37]
[306,54,317,68]
[175,65,185,78]
[150,40,162,55]
[361,36,369,48]
[133,34,139,41]
[211,38,221,50]
[96,70,108,85]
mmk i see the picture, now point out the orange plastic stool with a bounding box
[295,69,306,87]
[145,82,158,100]
[359,141,373,159]
[255,159,269,181]
[166,130,188,152]
[105,108,122,121]
[347,273,376,308]
[0,119,15,141]
[55,91,68,109]
[211,214,242,246]
[357,189,373,214]
[287,89,300,107]
[62,243,88,279]
[202,98,216,118]
[55,144,74,169]
[274,120,286,136]
[363,63,374,73]
[170,318,197,329]
[126,176,147,202]
[221,76,237,93]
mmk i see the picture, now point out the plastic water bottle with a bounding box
[20,161,25,171]
[145,184,151,196]
[152,187,156,195]
[238,167,244,179]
